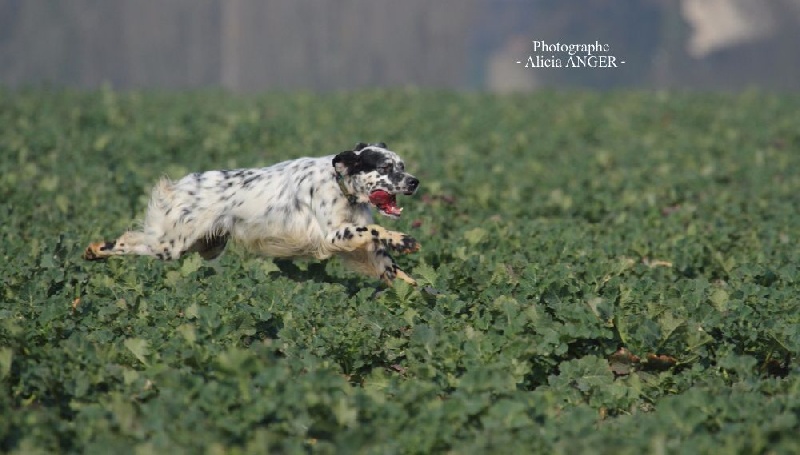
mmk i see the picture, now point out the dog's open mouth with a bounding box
[369,190,403,218]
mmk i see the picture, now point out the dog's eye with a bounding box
[378,164,390,174]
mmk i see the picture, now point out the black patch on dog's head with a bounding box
[333,143,390,176]
[332,150,359,175]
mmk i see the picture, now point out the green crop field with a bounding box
[1,89,799,454]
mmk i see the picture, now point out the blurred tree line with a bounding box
[1,0,799,91]
[0,0,477,91]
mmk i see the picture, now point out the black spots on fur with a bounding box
[227,181,234,188]
[371,229,379,237]
[342,228,353,240]
[188,190,196,196]
[265,206,274,217]
[378,181,396,193]
[235,200,245,208]
[309,187,315,199]
[242,174,263,188]
[296,172,310,186]
[356,226,368,232]
[331,197,338,206]
[100,241,116,251]
[389,172,404,184]
[169,239,175,247]
[293,197,302,211]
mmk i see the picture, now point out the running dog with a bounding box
[83,142,421,285]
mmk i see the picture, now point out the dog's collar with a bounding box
[335,171,358,205]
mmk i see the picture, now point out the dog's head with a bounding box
[332,142,419,218]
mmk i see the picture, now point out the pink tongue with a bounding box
[369,190,401,216]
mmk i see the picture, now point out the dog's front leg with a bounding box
[325,224,420,255]
[324,224,419,285]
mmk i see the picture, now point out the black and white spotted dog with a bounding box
[84,142,421,285]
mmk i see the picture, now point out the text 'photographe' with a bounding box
[517,40,625,69]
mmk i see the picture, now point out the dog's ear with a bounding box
[333,150,360,175]
[370,142,387,148]
[353,142,368,151]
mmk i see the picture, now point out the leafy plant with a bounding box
[1,89,798,453]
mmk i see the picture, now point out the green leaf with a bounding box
[333,397,358,427]
[657,311,685,344]
[463,227,487,245]
[177,323,197,344]
[0,347,12,379]
[124,338,150,366]
[185,302,200,319]
[413,262,439,287]
[180,254,204,277]
[709,288,729,312]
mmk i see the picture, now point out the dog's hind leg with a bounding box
[186,235,229,260]
[84,230,226,262]
[84,178,213,261]
[84,230,169,260]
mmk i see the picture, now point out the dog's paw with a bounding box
[386,234,420,254]
[394,268,418,286]
[379,266,417,287]
[83,241,114,261]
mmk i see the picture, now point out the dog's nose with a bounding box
[406,177,419,191]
